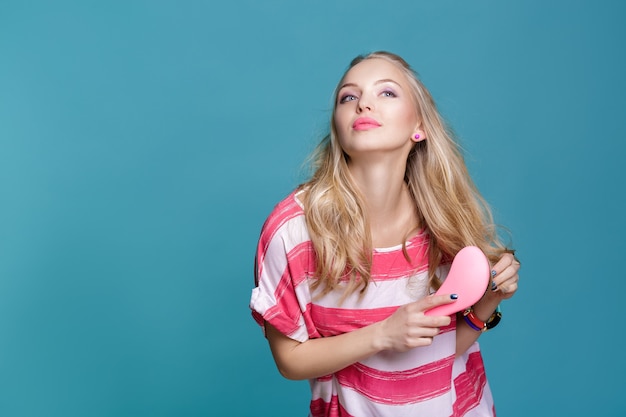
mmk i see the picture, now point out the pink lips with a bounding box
[352,117,381,131]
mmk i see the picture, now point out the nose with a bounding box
[357,96,373,113]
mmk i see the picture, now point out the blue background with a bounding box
[1,0,624,416]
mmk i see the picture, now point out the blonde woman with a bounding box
[250,51,520,416]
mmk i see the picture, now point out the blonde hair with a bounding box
[301,51,507,298]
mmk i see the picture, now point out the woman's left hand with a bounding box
[489,252,520,300]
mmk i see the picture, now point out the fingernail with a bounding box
[491,281,497,291]
[491,270,497,277]
[450,294,458,300]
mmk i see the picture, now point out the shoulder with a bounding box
[255,190,312,285]
[258,190,308,247]
[262,189,305,230]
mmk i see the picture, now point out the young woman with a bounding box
[250,51,520,416]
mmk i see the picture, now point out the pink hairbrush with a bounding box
[425,246,490,316]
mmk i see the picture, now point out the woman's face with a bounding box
[334,58,422,161]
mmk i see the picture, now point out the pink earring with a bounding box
[414,134,421,140]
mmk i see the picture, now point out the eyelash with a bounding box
[338,90,397,104]
[339,94,357,104]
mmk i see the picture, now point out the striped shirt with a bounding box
[250,191,495,416]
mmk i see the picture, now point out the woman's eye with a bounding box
[381,90,396,98]
[339,94,357,103]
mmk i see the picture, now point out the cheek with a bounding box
[333,110,351,134]
[394,105,419,131]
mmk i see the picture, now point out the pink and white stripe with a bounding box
[250,191,495,416]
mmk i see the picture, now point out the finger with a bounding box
[408,328,441,347]
[409,326,440,338]
[491,254,520,292]
[498,281,518,294]
[410,335,436,348]
[419,293,458,311]
[494,264,518,283]
[496,269,519,294]
[491,252,515,276]
[493,276,517,293]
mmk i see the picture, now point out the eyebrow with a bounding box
[338,79,402,90]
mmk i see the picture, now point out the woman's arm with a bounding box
[456,252,520,357]
[265,294,457,380]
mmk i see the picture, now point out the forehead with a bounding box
[341,58,409,86]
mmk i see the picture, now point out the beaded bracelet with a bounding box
[485,305,502,330]
[463,305,502,332]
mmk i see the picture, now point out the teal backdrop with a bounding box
[1,0,624,416]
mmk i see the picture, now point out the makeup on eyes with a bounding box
[339,93,357,104]
[381,89,397,97]
[337,80,402,104]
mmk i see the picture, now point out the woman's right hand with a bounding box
[377,294,457,352]
[264,294,457,380]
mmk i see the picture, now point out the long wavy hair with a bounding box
[301,51,507,298]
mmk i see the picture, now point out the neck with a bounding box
[348,159,418,247]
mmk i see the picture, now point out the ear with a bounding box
[411,129,426,142]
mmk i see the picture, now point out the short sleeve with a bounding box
[249,194,314,343]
